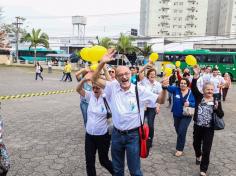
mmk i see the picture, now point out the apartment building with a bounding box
[140,0,208,37]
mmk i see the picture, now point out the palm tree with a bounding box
[115,33,136,65]
[136,43,153,57]
[98,37,114,49]
[21,28,49,63]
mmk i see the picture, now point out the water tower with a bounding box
[72,16,87,38]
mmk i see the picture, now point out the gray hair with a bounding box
[203,82,214,91]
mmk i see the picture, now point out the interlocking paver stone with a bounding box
[0,65,236,176]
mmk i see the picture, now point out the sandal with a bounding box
[175,151,183,157]
[196,156,201,165]
[200,171,207,176]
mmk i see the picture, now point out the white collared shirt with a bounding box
[84,91,108,135]
[104,81,158,131]
[210,75,225,94]
[140,77,162,108]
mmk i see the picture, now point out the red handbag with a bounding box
[135,85,151,158]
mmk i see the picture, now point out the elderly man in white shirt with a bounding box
[88,49,169,176]
[76,78,113,176]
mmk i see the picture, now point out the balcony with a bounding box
[162,7,170,11]
[188,0,196,3]
[187,7,196,12]
[187,15,195,19]
[161,0,170,3]
[161,21,169,26]
[161,14,169,19]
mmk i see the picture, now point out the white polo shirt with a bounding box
[140,77,162,108]
[210,75,225,94]
[104,81,158,131]
[84,91,108,135]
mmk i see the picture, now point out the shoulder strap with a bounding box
[103,97,111,114]
[135,85,143,127]
[186,89,191,101]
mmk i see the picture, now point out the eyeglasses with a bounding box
[109,70,115,73]
[180,82,187,85]
[117,72,130,78]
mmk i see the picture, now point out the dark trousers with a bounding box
[65,73,72,81]
[85,132,113,176]
[193,124,214,172]
[0,171,7,176]
[35,73,43,80]
[173,116,192,151]
[145,108,156,144]
[222,88,229,101]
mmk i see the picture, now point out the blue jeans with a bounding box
[111,128,143,176]
[80,101,88,127]
[173,116,192,151]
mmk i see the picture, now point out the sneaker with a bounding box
[196,157,201,165]
[200,171,206,176]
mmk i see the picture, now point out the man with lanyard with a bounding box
[90,49,169,176]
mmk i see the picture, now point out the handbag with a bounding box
[182,90,195,117]
[103,97,113,135]
[135,85,151,158]
[0,143,10,174]
[212,101,225,130]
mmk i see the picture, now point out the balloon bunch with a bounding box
[80,45,107,71]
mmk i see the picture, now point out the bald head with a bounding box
[116,66,130,75]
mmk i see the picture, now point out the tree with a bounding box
[115,33,136,65]
[0,30,10,48]
[136,43,153,57]
[98,37,114,49]
[20,28,49,63]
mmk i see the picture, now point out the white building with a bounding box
[206,0,221,36]
[140,0,208,37]
[218,0,236,37]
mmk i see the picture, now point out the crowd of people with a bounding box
[75,50,228,176]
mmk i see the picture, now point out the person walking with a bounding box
[139,68,162,147]
[76,76,113,176]
[167,77,195,157]
[91,49,169,176]
[35,62,43,80]
[48,60,52,73]
[64,60,72,82]
[191,65,224,176]
[222,73,231,101]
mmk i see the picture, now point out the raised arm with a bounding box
[191,65,202,98]
[103,64,112,81]
[157,77,169,104]
[91,49,116,88]
[76,78,88,97]
[75,67,90,81]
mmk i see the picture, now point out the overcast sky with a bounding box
[1,0,140,37]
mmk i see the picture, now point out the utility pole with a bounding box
[12,16,23,61]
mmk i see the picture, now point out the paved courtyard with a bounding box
[0,65,236,176]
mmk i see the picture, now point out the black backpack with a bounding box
[40,66,43,72]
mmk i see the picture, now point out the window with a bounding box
[163,55,174,61]
[195,55,207,62]
[205,55,219,63]
[219,55,233,64]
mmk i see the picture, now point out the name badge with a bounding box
[175,94,180,99]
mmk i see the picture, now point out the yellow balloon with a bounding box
[185,55,197,66]
[90,62,98,71]
[149,53,159,62]
[175,61,181,67]
[89,45,107,63]
[80,48,91,62]
[164,67,172,77]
